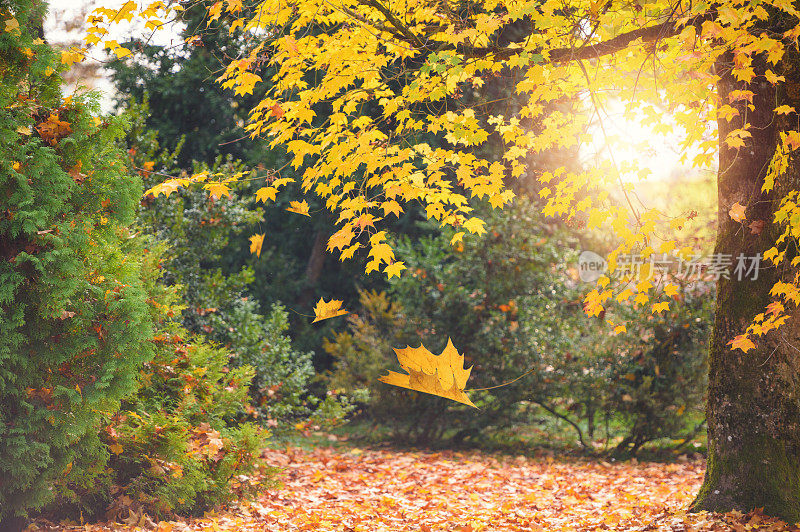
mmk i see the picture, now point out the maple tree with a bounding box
[65,0,800,520]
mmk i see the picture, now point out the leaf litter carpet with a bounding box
[38,446,797,531]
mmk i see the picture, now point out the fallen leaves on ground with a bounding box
[32,447,796,531]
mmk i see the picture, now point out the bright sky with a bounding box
[44,0,183,111]
[583,98,714,183]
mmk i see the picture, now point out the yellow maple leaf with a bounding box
[659,240,677,254]
[147,179,183,198]
[463,217,486,235]
[256,186,278,203]
[204,182,230,199]
[312,298,348,323]
[651,301,670,314]
[766,301,784,316]
[379,339,476,407]
[328,227,355,252]
[341,242,361,260]
[450,232,464,246]
[287,200,310,216]
[728,201,747,222]
[728,334,756,353]
[385,261,406,278]
[249,233,265,257]
[381,200,403,218]
[369,243,394,265]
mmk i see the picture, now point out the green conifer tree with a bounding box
[0,1,154,524]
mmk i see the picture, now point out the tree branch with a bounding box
[353,2,712,66]
[533,400,590,450]
[462,12,712,62]
[358,0,425,48]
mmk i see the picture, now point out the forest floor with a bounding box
[34,446,796,531]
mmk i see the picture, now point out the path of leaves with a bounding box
[38,447,797,531]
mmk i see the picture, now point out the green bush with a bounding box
[522,280,711,455]
[0,5,155,522]
[227,300,315,421]
[123,101,321,423]
[102,333,264,519]
[50,244,267,521]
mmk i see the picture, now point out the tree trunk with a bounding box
[690,53,800,521]
[0,515,27,532]
[297,229,327,307]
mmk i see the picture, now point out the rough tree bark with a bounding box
[690,50,800,521]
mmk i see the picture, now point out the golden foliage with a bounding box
[78,0,800,346]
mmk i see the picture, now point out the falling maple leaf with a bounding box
[287,200,310,216]
[312,298,348,323]
[728,202,747,222]
[379,339,476,407]
[249,233,265,257]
